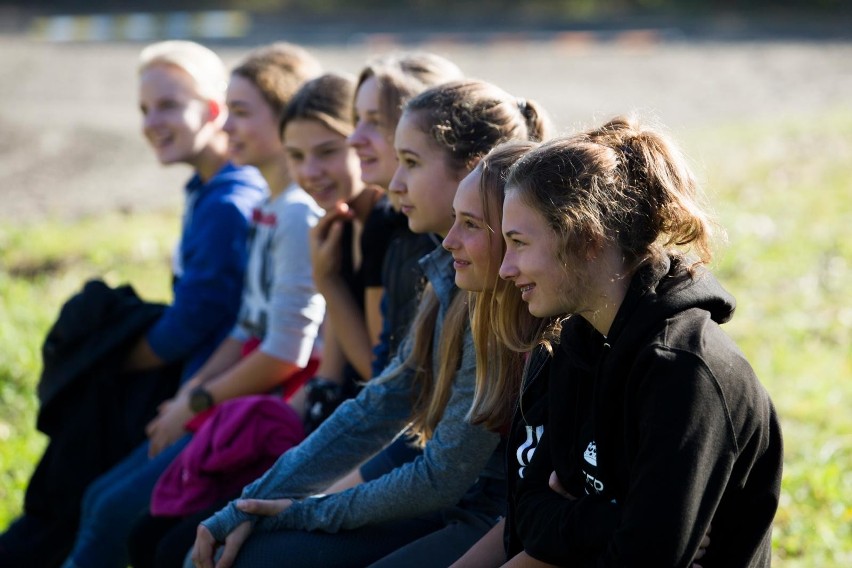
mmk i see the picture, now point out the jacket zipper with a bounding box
[518,349,549,427]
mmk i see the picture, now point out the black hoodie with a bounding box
[508,256,783,567]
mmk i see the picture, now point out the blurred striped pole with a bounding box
[31,11,250,42]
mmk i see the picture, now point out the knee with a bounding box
[80,477,135,527]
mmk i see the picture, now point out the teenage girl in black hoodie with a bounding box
[457,116,783,567]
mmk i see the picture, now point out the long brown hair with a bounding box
[398,82,552,444]
[506,114,716,284]
[355,52,463,134]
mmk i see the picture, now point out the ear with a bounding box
[582,234,605,261]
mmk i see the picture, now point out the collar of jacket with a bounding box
[418,244,457,310]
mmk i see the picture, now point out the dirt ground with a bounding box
[1,33,850,222]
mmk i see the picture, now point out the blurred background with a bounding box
[0,0,850,220]
[0,1,850,566]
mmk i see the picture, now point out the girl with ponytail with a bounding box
[488,115,782,567]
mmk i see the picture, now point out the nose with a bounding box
[222,113,235,134]
[302,155,323,179]
[388,164,405,195]
[499,250,518,281]
[142,108,158,131]
[348,122,367,147]
[442,222,460,251]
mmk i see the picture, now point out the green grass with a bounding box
[2,109,851,564]
[0,210,177,528]
[684,107,852,566]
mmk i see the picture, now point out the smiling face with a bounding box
[222,74,282,169]
[349,76,398,188]
[442,169,504,292]
[139,63,213,167]
[389,110,466,237]
[500,189,588,318]
[284,118,363,211]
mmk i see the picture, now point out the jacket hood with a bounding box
[609,254,736,346]
[207,162,266,189]
[186,162,267,195]
[560,255,736,356]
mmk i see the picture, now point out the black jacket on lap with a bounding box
[24,280,181,537]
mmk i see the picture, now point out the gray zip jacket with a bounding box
[201,246,502,539]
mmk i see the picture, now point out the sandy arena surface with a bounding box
[1,33,850,222]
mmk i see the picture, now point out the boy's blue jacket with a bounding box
[146,162,267,378]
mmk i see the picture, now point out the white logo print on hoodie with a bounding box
[516,425,544,479]
[583,440,605,495]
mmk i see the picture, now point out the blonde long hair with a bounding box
[466,142,555,429]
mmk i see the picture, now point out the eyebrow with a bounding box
[285,139,341,153]
[457,210,485,222]
[355,109,380,121]
[314,140,343,150]
[396,148,419,158]
[504,229,522,238]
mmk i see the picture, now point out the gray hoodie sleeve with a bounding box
[257,192,324,367]
[200,349,416,541]
[253,330,500,533]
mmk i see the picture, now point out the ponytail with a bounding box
[518,98,549,142]
[507,114,717,279]
[405,80,552,172]
[588,115,717,268]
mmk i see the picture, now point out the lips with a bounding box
[452,257,470,268]
[306,185,339,209]
[518,283,535,300]
[147,130,173,149]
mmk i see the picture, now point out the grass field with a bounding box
[1,108,850,565]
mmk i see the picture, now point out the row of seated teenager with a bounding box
[0,38,783,568]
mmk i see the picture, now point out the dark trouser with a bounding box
[204,507,495,568]
[129,503,225,568]
[0,514,74,568]
[367,507,496,568]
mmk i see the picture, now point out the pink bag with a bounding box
[151,395,304,517]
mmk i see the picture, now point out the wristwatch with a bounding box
[188,386,214,413]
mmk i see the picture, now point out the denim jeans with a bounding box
[62,435,191,568]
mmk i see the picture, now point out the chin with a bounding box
[526,302,551,318]
[228,154,249,167]
[360,169,380,185]
[317,198,338,211]
[455,275,483,293]
[156,152,183,166]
